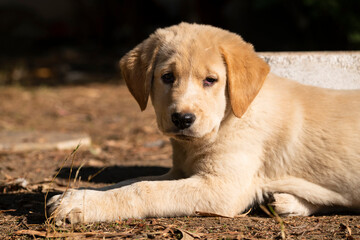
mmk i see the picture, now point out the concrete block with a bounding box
[0,131,91,152]
[260,51,360,90]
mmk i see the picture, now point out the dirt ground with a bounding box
[0,83,359,239]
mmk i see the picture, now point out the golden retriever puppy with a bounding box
[48,23,360,224]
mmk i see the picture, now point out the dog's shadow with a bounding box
[0,165,170,224]
[56,165,170,183]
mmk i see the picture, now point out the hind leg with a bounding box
[270,193,320,216]
[264,177,351,216]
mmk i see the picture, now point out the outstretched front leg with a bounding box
[47,169,179,224]
[47,174,249,224]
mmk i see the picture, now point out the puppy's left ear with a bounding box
[119,36,159,111]
[220,36,270,118]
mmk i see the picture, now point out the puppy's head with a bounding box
[120,23,269,141]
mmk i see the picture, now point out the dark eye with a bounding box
[161,72,175,84]
[203,77,218,87]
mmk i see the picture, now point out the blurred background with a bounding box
[0,0,359,85]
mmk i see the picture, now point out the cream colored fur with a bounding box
[48,23,360,224]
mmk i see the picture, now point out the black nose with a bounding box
[171,112,196,130]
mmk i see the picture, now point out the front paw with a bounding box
[47,189,99,225]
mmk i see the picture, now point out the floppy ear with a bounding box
[220,37,270,118]
[119,36,159,111]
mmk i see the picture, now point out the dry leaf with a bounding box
[340,223,353,239]
[195,211,233,218]
[235,208,252,217]
[179,228,202,239]
[173,228,195,240]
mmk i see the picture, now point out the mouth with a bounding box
[163,129,197,141]
[172,134,195,141]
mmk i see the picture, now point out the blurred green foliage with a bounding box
[0,0,359,85]
[303,0,360,46]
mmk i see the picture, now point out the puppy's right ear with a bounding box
[119,36,159,111]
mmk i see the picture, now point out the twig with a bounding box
[15,229,132,238]
[87,166,107,182]
[73,157,87,184]
[260,205,286,239]
[44,144,80,226]
[268,205,286,240]
[259,204,274,217]
[0,209,16,213]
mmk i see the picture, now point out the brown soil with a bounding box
[0,84,359,239]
